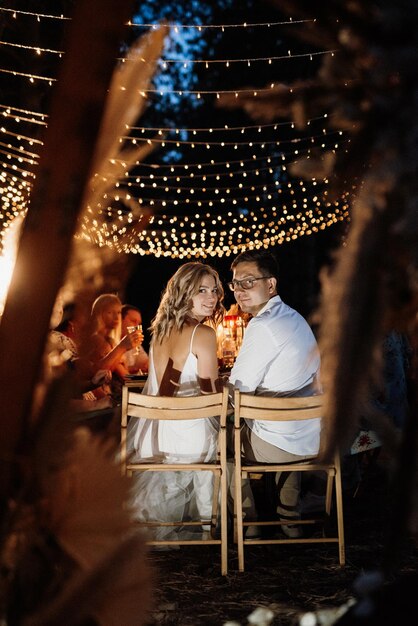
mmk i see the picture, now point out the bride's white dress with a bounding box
[126,325,219,539]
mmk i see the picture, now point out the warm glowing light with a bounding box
[0,215,23,316]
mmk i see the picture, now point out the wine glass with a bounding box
[127,324,143,355]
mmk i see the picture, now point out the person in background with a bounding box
[126,262,225,539]
[47,295,113,413]
[86,294,143,403]
[228,249,321,538]
[121,304,149,374]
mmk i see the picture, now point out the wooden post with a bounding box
[0,0,135,502]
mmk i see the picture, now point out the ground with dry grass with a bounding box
[143,455,418,626]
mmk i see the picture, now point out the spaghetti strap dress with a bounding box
[126,325,219,539]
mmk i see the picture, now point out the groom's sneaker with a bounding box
[281,523,303,539]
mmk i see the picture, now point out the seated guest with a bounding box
[126,262,225,539]
[86,293,143,402]
[47,295,113,413]
[228,249,322,538]
[121,304,149,374]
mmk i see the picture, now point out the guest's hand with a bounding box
[92,369,112,386]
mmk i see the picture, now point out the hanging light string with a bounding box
[0,4,351,259]
[88,191,349,231]
[109,179,338,208]
[0,157,35,174]
[0,141,39,159]
[0,67,56,84]
[79,194,351,260]
[129,19,315,29]
[0,105,329,134]
[123,140,348,180]
[0,111,48,126]
[0,40,64,55]
[125,181,284,194]
[113,137,347,174]
[98,176,350,213]
[99,176,353,216]
[118,149,335,172]
[0,6,69,20]
[0,38,335,65]
[122,173,331,193]
[0,67,348,92]
[0,104,48,127]
[0,103,47,119]
[123,128,343,147]
[129,113,330,133]
[156,49,336,66]
[125,163,307,183]
[138,83,308,96]
[122,147,348,188]
[0,148,37,165]
[0,8,313,28]
[0,128,43,145]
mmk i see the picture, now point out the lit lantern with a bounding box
[216,310,246,367]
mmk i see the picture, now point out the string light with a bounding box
[0,40,64,55]
[153,49,336,66]
[0,5,350,260]
[128,19,314,29]
[0,39,334,66]
[141,84,279,96]
[0,128,43,145]
[0,7,69,20]
[123,128,343,148]
[0,67,56,83]
[130,113,330,133]
[0,103,47,120]
[78,194,351,259]
[1,8,310,28]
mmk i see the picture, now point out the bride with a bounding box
[126,262,225,539]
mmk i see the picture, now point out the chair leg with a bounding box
[211,471,221,535]
[221,467,228,576]
[235,464,245,572]
[325,472,334,515]
[334,465,346,566]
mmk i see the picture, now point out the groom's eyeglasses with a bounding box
[227,276,273,291]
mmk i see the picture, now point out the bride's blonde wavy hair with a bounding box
[150,262,225,343]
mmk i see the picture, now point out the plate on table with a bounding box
[125,373,147,381]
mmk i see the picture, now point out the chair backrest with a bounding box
[234,390,324,426]
[126,389,229,424]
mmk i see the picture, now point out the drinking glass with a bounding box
[127,324,143,354]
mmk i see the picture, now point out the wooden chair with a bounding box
[234,390,345,571]
[120,385,229,575]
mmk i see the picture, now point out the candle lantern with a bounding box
[217,311,246,368]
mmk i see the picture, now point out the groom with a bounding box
[228,249,321,537]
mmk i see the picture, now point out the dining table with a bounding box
[123,374,148,392]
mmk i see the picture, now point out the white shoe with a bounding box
[281,523,303,538]
[245,525,261,539]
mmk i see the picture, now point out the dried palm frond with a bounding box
[39,427,131,567]
[33,427,153,626]
[23,533,152,626]
[5,387,153,625]
[61,24,168,305]
[81,23,169,241]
